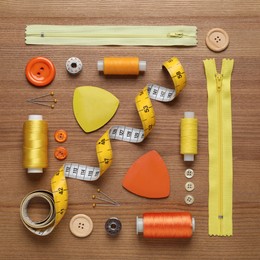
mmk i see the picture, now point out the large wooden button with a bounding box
[205,28,229,52]
[69,214,93,238]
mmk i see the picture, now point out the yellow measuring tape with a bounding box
[64,57,186,180]
[20,166,68,236]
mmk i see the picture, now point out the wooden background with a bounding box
[0,1,260,259]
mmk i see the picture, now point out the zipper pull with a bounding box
[215,73,223,91]
[167,32,184,38]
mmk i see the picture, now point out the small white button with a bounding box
[69,214,93,238]
[185,182,195,192]
[185,195,195,205]
[185,169,194,179]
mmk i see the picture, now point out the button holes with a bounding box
[37,72,41,76]
[40,67,44,71]
[214,36,221,43]
[78,222,85,229]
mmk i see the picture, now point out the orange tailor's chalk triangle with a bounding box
[73,86,119,133]
[122,150,170,199]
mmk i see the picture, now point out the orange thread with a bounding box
[143,212,193,238]
[103,57,140,75]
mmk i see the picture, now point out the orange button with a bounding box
[54,129,68,143]
[25,57,56,87]
[54,146,68,160]
[205,28,229,52]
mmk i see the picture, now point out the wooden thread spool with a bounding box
[23,115,48,173]
[180,111,198,161]
[136,212,195,238]
[97,57,146,75]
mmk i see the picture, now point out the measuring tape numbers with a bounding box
[20,166,68,236]
[64,57,186,182]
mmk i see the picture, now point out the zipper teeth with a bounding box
[27,33,196,39]
[216,73,223,235]
[25,25,198,46]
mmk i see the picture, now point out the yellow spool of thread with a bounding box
[97,57,146,75]
[180,112,198,161]
[23,115,48,173]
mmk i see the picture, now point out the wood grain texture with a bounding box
[0,0,260,259]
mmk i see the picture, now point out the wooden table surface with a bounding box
[0,1,260,259]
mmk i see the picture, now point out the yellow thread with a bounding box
[23,118,48,171]
[180,118,198,156]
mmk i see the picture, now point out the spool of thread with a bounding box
[23,115,48,173]
[136,212,195,238]
[97,57,146,75]
[180,112,198,161]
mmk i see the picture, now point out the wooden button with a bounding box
[205,28,229,52]
[185,195,195,205]
[54,146,68,160]
[185,169,194,179]
[54,129,68,143]
[185,182,195,192]
[25,57,56,87]
[69,214,93,238]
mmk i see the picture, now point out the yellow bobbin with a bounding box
[180,112,198,161]
[23,115,48,173]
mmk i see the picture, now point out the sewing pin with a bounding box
[92,203,120,208]
[97,189,120,205]
[28,101,55,109]
[92,195,118,205]
[28,98,58,103]
[26,91,54,102]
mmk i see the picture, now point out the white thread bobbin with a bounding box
[66,57,83,75]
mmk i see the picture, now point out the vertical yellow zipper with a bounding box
[204,58,234,236]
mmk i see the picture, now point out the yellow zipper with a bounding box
[216,73,224,233]
[25,25,197,46]
[204,58,234,236]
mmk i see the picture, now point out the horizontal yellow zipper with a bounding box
[25,25,197,46]
[204,58,234,236]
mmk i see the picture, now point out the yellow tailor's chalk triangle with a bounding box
[73,86,119,133]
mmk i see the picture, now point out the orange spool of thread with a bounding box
[97,57,146,75]
[136,212,195,238]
